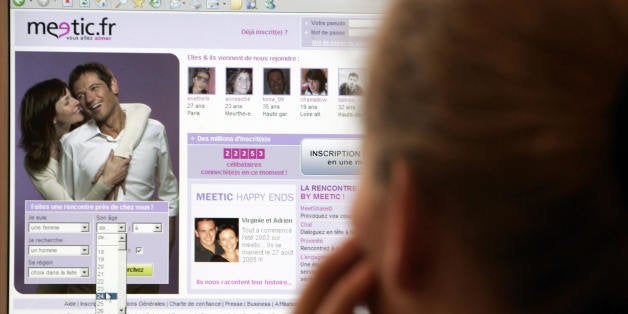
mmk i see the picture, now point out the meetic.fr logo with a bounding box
[26,17,116,41]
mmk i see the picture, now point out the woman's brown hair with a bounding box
[20,78,68,172]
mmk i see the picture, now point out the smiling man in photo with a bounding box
[61,62,178,294]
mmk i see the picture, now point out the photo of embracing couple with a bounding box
[14,53,180,294]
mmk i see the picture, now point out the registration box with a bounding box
[24,200,171,285]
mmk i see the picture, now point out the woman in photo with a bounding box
[303,69,327,96]
[20,78,151,200]
[211,224,239,262]
[227,68,252,95]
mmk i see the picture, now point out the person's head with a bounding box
[191,68,210,94]
[267,69,286,95]
[216,224,238,253]
[346,72,359,91]
[305,69,327,94]
[227,68,252,95]
[195,218,218,250]
[68,62,120,123]
[20,78,84,171]
[353,0,627,312]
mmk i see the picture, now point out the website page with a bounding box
[9,1,382,313]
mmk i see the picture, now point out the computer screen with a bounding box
[8,0,386,312]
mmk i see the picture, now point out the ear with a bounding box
[194,230,200,238]
[382,159,427,292]
[110,77,119,95]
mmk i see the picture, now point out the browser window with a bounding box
[9,1,386,312]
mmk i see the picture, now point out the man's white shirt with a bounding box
[60,116,178,216]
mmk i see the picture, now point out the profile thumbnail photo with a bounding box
[263,68,290,95]
[301,68,328,96]
[188,67,215,94]
[226,68,253,95]
[338,68,364,96]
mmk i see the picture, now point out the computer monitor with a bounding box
[6,1,387,312]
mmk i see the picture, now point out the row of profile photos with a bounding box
[188,67,364,96]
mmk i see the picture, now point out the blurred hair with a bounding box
[365,0,628,310]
